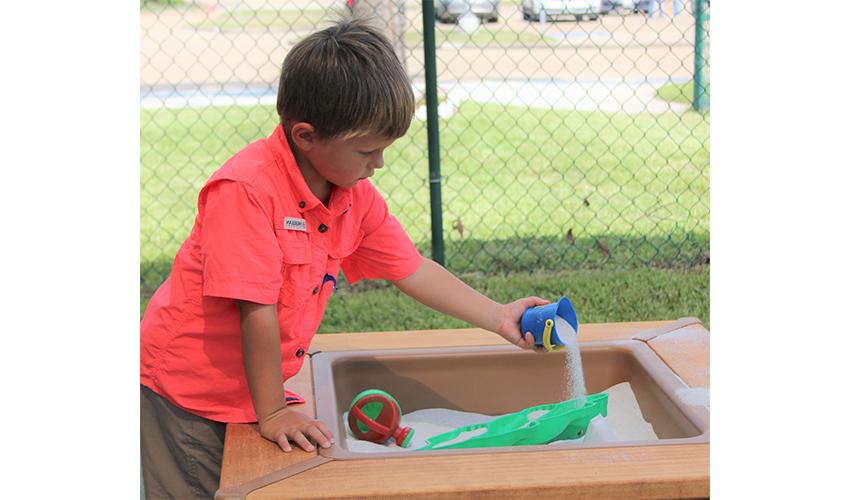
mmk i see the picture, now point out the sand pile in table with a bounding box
[551,381,658,445]
[344,381,658,453]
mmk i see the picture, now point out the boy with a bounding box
[140,16,547,499]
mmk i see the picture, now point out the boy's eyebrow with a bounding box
[353,136,394,149]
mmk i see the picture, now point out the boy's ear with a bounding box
[289,122,317,151]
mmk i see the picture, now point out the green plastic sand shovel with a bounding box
[417,393,608,451]
[348,389,414,447]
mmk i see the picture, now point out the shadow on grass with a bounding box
[319,264,710,333]
[435,231,709,275]
[142,231,708,305]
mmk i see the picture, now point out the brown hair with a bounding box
[276,16,414,140]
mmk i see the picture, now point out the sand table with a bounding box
[676,387,710,407]
[344,382,658,452]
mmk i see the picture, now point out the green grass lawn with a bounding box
[141,0,184,7]
[141,103,708,278]
[141,102,708,325]
[140,266,709,330]
[319,266,709,333]
[657,81,711,108]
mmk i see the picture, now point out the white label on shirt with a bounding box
[284,217,307,232]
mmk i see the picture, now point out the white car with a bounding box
[601,0,636,14]
[521,0,603,21]
[436,0,500,23]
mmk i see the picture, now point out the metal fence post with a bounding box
[693,0,707,112]
[422,0,445,265]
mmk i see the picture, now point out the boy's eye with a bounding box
[360,150,376,155]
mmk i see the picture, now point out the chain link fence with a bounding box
[141,0,709,298]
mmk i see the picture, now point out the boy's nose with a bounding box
[371,154,384,169]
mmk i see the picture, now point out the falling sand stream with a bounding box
[557,317,587,403]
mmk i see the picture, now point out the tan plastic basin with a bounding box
[311,340,709,459]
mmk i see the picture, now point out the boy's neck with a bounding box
[285,131,333,207]
[296,158,333,207]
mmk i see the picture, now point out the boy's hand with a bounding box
[258,406,335,453]
[494,296,550,350]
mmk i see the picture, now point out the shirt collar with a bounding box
[269,124,353,217]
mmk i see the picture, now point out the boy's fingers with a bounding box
[535,297,550,306]
[510,331,525,348]
[514,332,525,347]
[523,332,546,352]
[314,421,335,444]
[275,433,293,452]
[510,331,530,349]
[307,425,332,449]
[524,296,549,307]
[291,431,315,452]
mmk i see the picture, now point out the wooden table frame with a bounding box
[217,318,709,499]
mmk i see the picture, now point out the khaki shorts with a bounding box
[140,385,227,499]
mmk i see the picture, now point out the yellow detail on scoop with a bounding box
[542,318,565,352]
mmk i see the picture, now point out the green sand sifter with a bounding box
[347,389,414,447]
[418,394,608,450]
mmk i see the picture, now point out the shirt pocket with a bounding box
[325,228,364,286]
[276,231,312,308]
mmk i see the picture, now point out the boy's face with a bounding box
[292,123,396,189]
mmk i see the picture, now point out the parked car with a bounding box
[436,0,500,24]
[521,0,603,22]
[601,0,637,15]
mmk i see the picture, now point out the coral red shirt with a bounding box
[140,124,423,422]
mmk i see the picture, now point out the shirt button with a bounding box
[298,201,306,208]
[318,224,328,233]
[295,348,305,357]
[312,286,319,295]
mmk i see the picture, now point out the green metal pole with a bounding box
[422,0,445,265]
[693,0,707,112]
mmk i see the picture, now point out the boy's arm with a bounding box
[238,301,334,452]
[391,259,548,348]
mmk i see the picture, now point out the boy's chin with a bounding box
[337,178,361,188]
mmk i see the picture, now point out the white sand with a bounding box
[430,427,489,449]
[343,382,658,453]
[526,409,550,422]
[552,381,658,445]
[555,317,578,344]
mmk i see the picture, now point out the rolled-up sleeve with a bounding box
[341,182,422,284]
[198,180,282,303]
